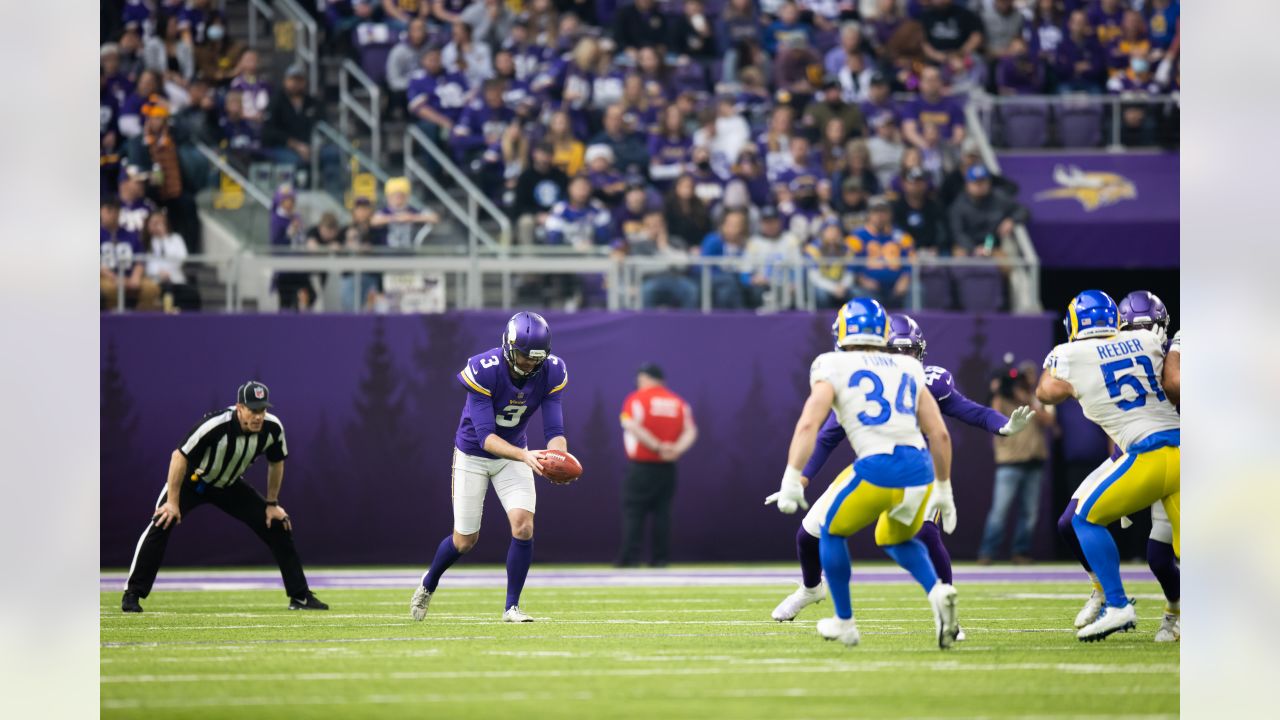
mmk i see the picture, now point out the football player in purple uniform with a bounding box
[411,312,570,623]
[770,314,1035,638]
[1057,290,1180,642]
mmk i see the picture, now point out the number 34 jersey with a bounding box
[454,347,569,458]
[810,350,928,459]
[1043,328,1178,452]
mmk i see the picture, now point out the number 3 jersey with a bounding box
[454,347,569,458]
[810,350,928,459]
[1043,328,1178,452]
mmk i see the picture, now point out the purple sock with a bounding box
[797,526,823,589]
[1147,538,1180,604]
[1058,500,1092,573]
[423,536,462,592]
[915,521,953,585]
[505,537,534,609]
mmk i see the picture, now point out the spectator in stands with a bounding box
[591,105,649,178]
[585,145,629,209]
[860,73,899,129]
[837,49,876,105]
[982,0,1025,63]
[306,211,345,252]
[387,18,430,98]
[632,212,699,310]
[1089,0,1125,48]
[546,110,586,177]
[230,50,271,122]
[669,0,717,65]
[851,197,914,309]
[126,99,198,246]
[383,0,431,30]
[649,105,693,188]
[719,0,767,84]
[865,0,905,61]
[120,0,150,38]
[460,0,514,51]
[116,164,154,236]
[193,12,245,85]
[804,77,866,145]
[101,43,134,109]
[1056,9,1107,95]
[407,45,470,140]
[825,21,871,80]
[514,143,570,245]
[1027,0,1066,86]
[939,137,1019,206]
[619,74,658,135]
[613,0,669,57]
[726,146,771,208]
[1107,51,1162,146]
[372,176,441,249]
[452,78,514,169]
[142,210,200,312]
[833,175,870,231]
[546,176,613,249]
[893,166,950,256]
[699,209,751,309]
[996,37,1044,95]
[948,165,1029,257]
[341,197,381,311]
[920,0,984,78]
[262,64,334,189]
[832,138,881,200]
[664,174,713,250]
[443,21,493,88]
[118,69,161,139]
[269,184,314,311]
[817,117,850,178]
[902,66,966,155]
[1108,10,1153,79]
[805,220,858,310]
[118,24,146,80]
[143,13,194,104]
[101,197,161,312]
[687,144,727,212]
[217,91,261,168]
[744,204,802,310]
[178,0,213,45]
[172,77,218,147]
[762,2,813,58]
[866,114,905,191]
[1148,0,1180,56]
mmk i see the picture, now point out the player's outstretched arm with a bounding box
[918,390,957,533]
[1162,346,1180,407]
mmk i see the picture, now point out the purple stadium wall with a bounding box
[100,311,1057,569]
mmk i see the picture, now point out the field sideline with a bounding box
[100,564,1179,719]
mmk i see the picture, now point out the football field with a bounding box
[100,565,1178,719]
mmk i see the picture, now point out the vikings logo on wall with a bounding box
[1034,165,1137,212]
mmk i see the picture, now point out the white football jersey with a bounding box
[810,349,927,458]
[1044,328,1179,452]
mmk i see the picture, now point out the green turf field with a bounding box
[101,568,1178,719]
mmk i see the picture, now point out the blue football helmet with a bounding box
[502,311,552,377]
[834,298,890,348]
[1064,290,1119,341]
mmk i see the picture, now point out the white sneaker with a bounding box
[410,586,432,621]
[928,583,959,649]
[1074,588,1105,629]
[503,605,534,623]
[1077,602,1137,642]
[816,616,860,646]
[1154,612,1180,642]
[955,626,967,642]
[771,581,827,622]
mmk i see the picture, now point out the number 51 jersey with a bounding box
[454,347,569,458]
[810,350,928,459]
[1044,328,1178,452]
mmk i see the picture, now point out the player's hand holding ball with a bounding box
[925,479,957,534]
[537,450,583,485]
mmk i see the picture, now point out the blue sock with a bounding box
[505,537,534,610]
[1072,514,1127,607]
[882,539,939,594]
[819,529,853,619]
[797,526,823,589]
[423,536,462,593]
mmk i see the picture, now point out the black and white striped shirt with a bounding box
[178,407,289,488]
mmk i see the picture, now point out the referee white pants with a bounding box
[452,448,536,535]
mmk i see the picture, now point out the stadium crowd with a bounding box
[100,0,1179,312]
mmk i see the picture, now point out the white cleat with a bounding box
[816,616,861,646]
[928,583,960,650]
[503,605,535,623]
[1154,612,1180,642]
[1074,588,1105,629]
[771,581,827,621]
[1077,602,1137,642]
[955,626,967,642]
[410,586,433,621]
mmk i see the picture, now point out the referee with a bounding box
[122,381,328,613]
[616,363,697,567]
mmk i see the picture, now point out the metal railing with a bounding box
[403,125,512,247]
[195,144,275,210]
[277,0,320,96]
[339,60,383,162]
[246,0,275,50]
[969,91,1180,151]
[101,254,242,314]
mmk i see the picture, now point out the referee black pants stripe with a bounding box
[125,480,311,599]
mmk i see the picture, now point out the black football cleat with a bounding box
[122,591,143,613]
[288,591,329,610]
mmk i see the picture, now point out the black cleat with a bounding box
[288,591,329,610]
[122,591,143,613]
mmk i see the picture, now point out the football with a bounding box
[540,450,583,484]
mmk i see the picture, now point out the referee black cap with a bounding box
[637,363,665,381]
[237,381,273,410]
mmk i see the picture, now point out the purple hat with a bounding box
[502,311,552,378]
[887,314,927,359]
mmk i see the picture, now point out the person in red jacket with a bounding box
[616,363,698,567]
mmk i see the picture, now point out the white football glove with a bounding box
[764,468,808,515]
[925,479,957,534]
[998,405,1035,436]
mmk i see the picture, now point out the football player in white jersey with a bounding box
[766,298,960,649]
[1037,290,1180,642]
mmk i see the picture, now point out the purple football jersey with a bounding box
[455,348,570,458]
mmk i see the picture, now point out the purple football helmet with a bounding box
[1117,291,1169,344]
[502,311,552,378]
[887,314,927,359]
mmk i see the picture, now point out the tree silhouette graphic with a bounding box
[101,338,143,564]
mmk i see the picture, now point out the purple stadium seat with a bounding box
[1057,102,1103,148]
[920,266,954,310]
[953,266,1005,313]
[1001,105,1049,148]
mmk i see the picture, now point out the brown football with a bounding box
[540,450,583,484]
